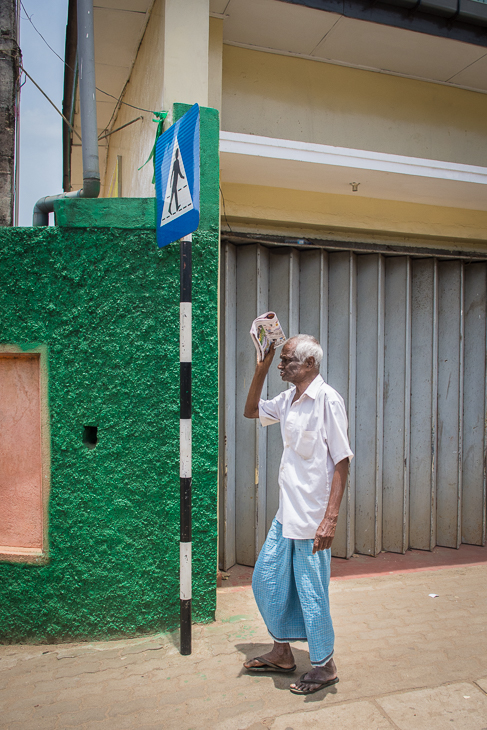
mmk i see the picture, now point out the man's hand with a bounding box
[257,343,276,370]
[312,517,337,553]
[312,458,349,553]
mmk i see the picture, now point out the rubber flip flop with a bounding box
[290,673,339,695]
[244,657,297,674]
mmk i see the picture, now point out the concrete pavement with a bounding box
[1,558,487,729]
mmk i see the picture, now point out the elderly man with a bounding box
[243,334,353,695]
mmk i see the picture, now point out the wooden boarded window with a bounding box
[0,353,47,561]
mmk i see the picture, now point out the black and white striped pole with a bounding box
[180,232,192,655]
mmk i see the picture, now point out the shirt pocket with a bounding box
[294,430,318,460]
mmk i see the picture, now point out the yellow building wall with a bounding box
[103,0,167,199]
[101,17,487,246]
[103,1,216,200]
[219,45,487,245]
[208,18,223,113]
[221,45,487,168]
[221,182,487,250]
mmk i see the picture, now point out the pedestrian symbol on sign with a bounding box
[160,139,194,226]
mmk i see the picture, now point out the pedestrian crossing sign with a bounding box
[154,104,200,248]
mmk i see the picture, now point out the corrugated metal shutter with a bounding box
[219,242,487,569]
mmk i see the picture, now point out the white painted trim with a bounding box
[220,131,487,186]
[180,542,192,600]
[180,419,192,478]
[180,302,192,362]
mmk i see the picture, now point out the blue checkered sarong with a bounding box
[252,518,334,666]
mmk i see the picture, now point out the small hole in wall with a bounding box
[83,426,98,449]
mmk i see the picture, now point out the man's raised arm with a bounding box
[244,345,275,419]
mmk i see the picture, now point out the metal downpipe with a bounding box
[33,0,100,226]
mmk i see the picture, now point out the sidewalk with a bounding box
[2,552,487,730]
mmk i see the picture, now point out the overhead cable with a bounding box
[0,47,81,140]
[21,65,82,141]
[20,2,159,117]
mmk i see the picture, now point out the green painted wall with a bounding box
[0,105,220,643]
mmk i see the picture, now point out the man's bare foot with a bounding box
[290,657,338,694]
[244,641,295,671]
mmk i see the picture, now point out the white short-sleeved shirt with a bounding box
[259,374,353,539]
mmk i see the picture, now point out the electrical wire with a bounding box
[98,116,143,140]
[0,48,82,140]
[20,64,82,140]
[96,89,157,115]
[20,2,159,117]
[220,186,233,233]
[20,0,65,65]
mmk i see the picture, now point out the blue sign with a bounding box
[155,104,200,248]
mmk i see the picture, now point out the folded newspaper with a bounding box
[250,312,287,362]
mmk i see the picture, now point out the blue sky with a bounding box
[18,0,68,226]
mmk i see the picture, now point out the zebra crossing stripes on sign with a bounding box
[154,104,200,248]
[159,139,194,226]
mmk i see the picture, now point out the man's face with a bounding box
[278,341,311,384]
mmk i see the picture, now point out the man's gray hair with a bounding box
[290,334,323,366]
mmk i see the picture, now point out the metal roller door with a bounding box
[219,242,487,569]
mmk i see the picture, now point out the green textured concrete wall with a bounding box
[0,105,219,643]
